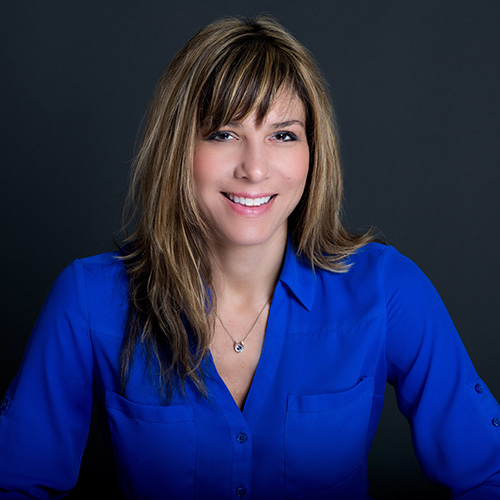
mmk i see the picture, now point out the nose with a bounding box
[234,140,270,182]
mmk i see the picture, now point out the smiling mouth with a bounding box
[223,193,275,207]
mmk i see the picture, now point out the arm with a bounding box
[0,261,94,499]
[382,246,500,498]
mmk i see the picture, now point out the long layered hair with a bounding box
[120,16,374,399]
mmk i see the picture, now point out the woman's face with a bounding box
[193,91,309,251]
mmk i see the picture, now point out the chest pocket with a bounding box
[284,377,375,498]
[105,391,196,500]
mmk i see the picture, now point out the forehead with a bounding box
[227,91,306,128]
[267,92,305,119]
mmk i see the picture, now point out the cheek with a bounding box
[288,151,310,191]
[192,150,217,194]
[193,145,231,189]
[193,148,207,177]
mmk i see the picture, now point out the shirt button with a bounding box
[236,486,246,497]
[475,384,484,393]
[492,417,500,427]
[236,432,248,444]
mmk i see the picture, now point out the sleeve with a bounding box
[382,246,500,499]
[0,261,94,499]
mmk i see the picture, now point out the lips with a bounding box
[223,193,275,207]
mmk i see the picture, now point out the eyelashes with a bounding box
[273,132,298,142]
[206,131,236,141]
[205,131,298,142]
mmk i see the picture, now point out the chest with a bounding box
[209,315,268,410]
[101,312,387,500]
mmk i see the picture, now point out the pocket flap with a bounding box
[105,391,193,423]
[287,377,374,412]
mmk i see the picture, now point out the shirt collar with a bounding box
[278,238,316,311]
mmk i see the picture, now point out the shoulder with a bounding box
[343,242,431,293]
[342,243,448,335]
[47,252,129,336]
[76,251,128,285]
[312,242,409,288]
[77,251,127,274]
[345,241,411,270]
[308,243,437,321]
[53,251,128,297]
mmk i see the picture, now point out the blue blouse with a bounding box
[1,241,500,499]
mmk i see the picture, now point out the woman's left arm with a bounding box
[381,246,500,498]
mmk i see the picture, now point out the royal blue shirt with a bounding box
[1,241,500,499]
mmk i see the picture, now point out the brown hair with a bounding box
[120,15,374,399]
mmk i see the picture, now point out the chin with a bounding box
[215,225,287,250]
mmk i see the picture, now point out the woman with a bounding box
[1,15,499,500]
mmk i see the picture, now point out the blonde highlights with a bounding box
[121,16,374,399]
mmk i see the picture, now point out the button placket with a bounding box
[207,350,253,499]
[231,426,251,499]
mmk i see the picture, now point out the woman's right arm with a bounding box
[0,261,94,499]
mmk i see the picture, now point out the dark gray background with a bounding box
[1,1,499,499]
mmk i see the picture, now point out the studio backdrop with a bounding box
[1,1,499,499]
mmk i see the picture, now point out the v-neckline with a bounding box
[207,282,288,424]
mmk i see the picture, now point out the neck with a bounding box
[207,230,287,307]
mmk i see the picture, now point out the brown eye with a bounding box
[273,132,298,142]
[206,131,236,141]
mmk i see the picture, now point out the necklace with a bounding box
[215,300,269,353]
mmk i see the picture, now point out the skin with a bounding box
[193,92,309,409]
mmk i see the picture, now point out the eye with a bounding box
[206,131,237,142]
[272,131,298,142]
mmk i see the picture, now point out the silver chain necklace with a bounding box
[215,300,269,353]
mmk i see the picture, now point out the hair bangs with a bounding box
[198,39,302,134]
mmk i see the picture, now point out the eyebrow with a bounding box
[226,119,305,129]
[271,119,305,129]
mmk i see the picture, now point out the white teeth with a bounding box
[227,194,272,207]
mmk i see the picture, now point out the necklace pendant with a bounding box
[234,341,245,353]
